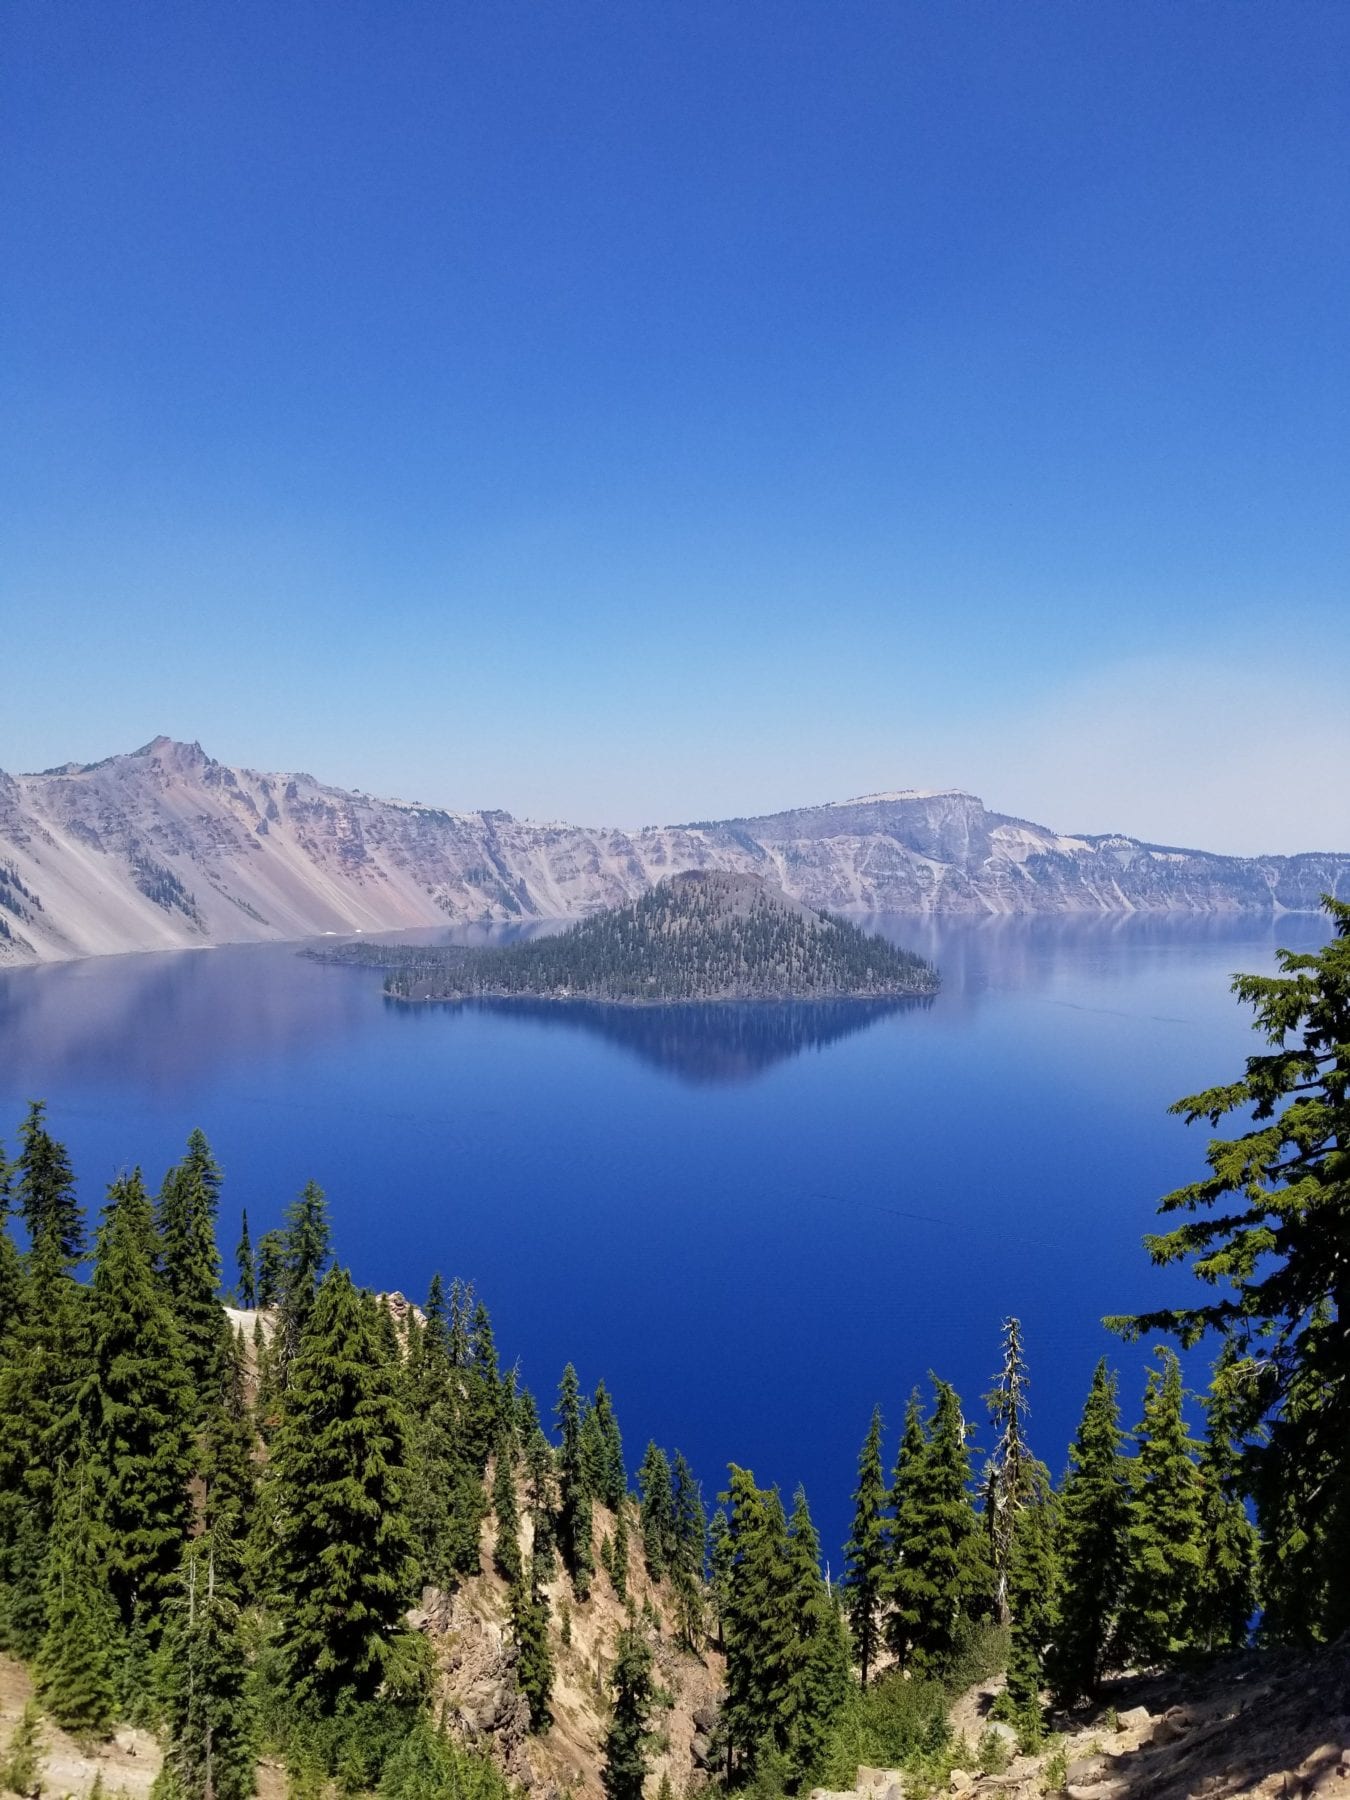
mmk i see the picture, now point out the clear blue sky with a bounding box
[4,2,1347,850]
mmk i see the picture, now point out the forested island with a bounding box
[0,898,1346,1800]
[314,871,939,1003]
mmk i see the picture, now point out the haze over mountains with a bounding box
[1,736,1347,964]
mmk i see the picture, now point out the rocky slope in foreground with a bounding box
[2,737,1347,964]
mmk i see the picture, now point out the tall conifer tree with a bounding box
[254,1232,286,1310]
[610,1495,631,1603]
[465,1300,501,1468]
[721,1467,794,1779]
[984,1318,1032,1626]
[510,1559,554,1732]
[156,1531,255,1800]
[37,1452,118,1736]
[670,1452,706,1651]
[156,1132,227,1413]
[0,1146,22,1355]
[524,1429,557,1582]
[601,1625,657,1800]
[276,1183,331,1375]
[889,1380,988,1675]
[1046,1361,1130,1705]
[201,1328,258,1601]
[708,1508,732,1654]
[1110,900,1350,1644]
[234,1211,256,1311]
[267,1268,415,1711]
[884,1390,927,1664]
[406,1273,487,1585]
[1194,1340,1260,1652]
[1003,1462,1059,1741]
[84,1171,195,1633]
[594,1383,627,1512]
[1117,1350,1206,1666]
[843,1406,888,1688]
[493,1427,523,1587]
[638,1443,675,1580]
[0,1216,89,1654]
[783,1488,849,1787]
[556,1364,594,1599]
[16,1102,83,1261]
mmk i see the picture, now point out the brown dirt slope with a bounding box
[938,1642,1350,1800]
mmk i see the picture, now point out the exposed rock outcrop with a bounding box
[1,738,1347,965]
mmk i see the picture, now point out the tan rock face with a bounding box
[414,1487,724,1800]
[934,1641,1350,1800]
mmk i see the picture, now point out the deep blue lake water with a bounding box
[0,912,1331,1564]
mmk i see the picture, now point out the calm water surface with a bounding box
[0,913,1331,1559]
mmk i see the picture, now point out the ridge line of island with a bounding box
[304,869,941,1005]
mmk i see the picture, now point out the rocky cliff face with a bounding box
[1,740,1346,963]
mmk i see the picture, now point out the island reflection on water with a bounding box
[388,994,930,1084]
[0,909,1332,1096]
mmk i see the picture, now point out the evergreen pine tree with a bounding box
[201,1328,258,1600]
[708,1507,732,1654]
[601,1624,657,1800]
[1117,1350,1206,1667]
[889,1379,989,1675]
[884,1390,928,1666]
[276,1183,331,1374]
[235,1211,256,1311]
[155,1132,227,1414]
[1194,1340,1260,1653]
[406,1273,487,1585]
[525,1429,557,1582]
[465,1300,501,1468]
[0,1113,90,1654]
[1003,1462,1059,1743]
[3,1700,43,1798]
[721,1467,794,1779]
[267,1268,415,1711]
[0,1147,23,1358]
[515,1385,542,1445]
[254,1232,286,1310]
[984,1318,1032,1627]
[16,1101,83,1261]
[0,1213,89,1654]
[84,1171,195,1632]
[843,1406,888,1688]
[1046,1361,1130,1706]
[594,1383,627,1511]
[670,1453,706,1652]
[493,1428,523,1587]
[1109,900,1350,1643]
[556,1364,594,1600]
[510,1559,554,1732]
[610,1495,631,1603]
[579,1399,607,1501]
[156,1531,255,1800]
[37,1452,119,1736]
[638,1443,675,1580]
[448,1279,472,1369]
[783,1487,849,1787]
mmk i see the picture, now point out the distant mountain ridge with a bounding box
[0,736,1346,964]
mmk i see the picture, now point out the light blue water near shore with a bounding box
[0,912,1331,1559]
